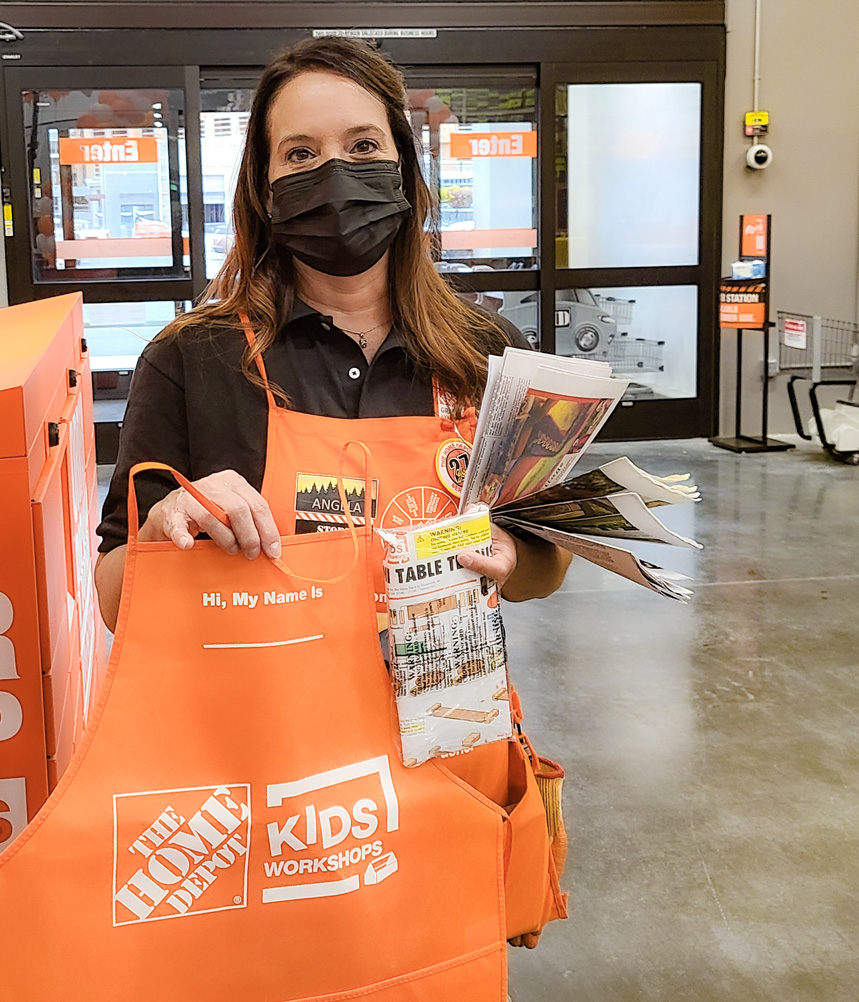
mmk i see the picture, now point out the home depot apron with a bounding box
[238,318,566,940]
[0,320,565,1000]
[0,458,508,1000]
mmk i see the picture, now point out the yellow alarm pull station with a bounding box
[744,111,769,137]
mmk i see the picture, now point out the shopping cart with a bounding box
[595,295,635,327]
[777,311,859,463]
[607,333,665,375]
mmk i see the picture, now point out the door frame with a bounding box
[0,23,725,439]
[2,64,204,303]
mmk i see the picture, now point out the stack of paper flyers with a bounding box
[460,348,703,602]
[380,507,513,767]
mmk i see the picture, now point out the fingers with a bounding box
[176,493,243,554]
[155,472,281,560]
[457,549,512,582]
[507,931,542,949]
[160,505,198,551]
[228,478,282,559]
[457,523,518,585]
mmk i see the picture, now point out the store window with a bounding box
[556,83,701,269]
[409,81,537,272]
[200,87,254,277]
[555,285,698,400]
[22,88,189,282]
[82,300,187,371]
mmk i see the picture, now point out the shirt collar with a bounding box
[283,297,405,351]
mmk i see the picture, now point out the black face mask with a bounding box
[269,158,411,277]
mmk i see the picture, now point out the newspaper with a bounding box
[379,507,513,767]
[461,351,629,510]
[503,519,694,602]
[496,491,702,549]
[496,456,700,512]
[450,346,704,600]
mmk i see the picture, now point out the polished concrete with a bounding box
[505,437,859,1001]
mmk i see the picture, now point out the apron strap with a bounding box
[127,447,374,588]
[271,441,374,585]
[127,461,231,544]
[239,311,277,410]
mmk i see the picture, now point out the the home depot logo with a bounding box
[113,785,250,925]
[262,755,399,903]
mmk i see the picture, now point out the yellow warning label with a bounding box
[413,513,492,559]
[3,203,12,237]
[745,111,769,127]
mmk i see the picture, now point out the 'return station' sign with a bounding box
[719,281,767,330]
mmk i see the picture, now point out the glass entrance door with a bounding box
[3,66,197,305]
[544,61,722,437]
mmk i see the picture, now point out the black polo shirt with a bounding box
[97,298,529,552]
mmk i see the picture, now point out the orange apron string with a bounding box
[127,444,374,588]
[271,440,374,585]
[238,311,277,410]
[126,461,231,543]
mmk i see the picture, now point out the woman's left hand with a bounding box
[456,523,518,591]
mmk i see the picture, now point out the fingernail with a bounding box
[457,553,474,568]
[270,541,282,558]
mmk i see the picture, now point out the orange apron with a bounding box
[0,321,565,1000]
[243,318,477,620]
[0,459,509,1000]
[238,319,567,941]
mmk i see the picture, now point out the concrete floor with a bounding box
[98,436,859,999]
[505,437,859,1002]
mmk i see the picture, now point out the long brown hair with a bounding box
[159,37,513,410]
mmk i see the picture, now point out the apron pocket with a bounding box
[287,942,506,1001]
[439,739,566,940]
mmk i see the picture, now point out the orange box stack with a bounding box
[0,293,106,852]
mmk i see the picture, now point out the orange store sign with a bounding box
[58,137,159,166]
[720,281,767,329]
[741,214,768,258]
[449,131,536,158]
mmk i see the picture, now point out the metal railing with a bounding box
[777,311,859,461]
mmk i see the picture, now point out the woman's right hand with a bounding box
[139,469,282,560]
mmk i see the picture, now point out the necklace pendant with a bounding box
[359,333,368,349]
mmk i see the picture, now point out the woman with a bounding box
[90,37,570,994]
[95,36,571,628]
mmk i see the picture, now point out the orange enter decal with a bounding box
[449,131,537,158]
[58,137,159,166]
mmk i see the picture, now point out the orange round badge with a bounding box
[435,438,471,498]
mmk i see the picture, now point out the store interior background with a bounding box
[720,0,859,433]
[1,1,858,433]
[1,2,858,1001]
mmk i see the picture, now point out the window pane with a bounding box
[200,88,254,278]
[556,83,701,269]
[409,86,538,271]
[493,291,540,348]
[555,285,697,400]
[24,88,189,282]
[83,300,184,370]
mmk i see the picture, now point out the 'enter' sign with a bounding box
[58,137,159,166]
[449,131,536,159]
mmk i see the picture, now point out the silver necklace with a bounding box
[339,319,391,349]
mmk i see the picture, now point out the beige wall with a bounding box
[0,136,7,308]
[720,0,859,435]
